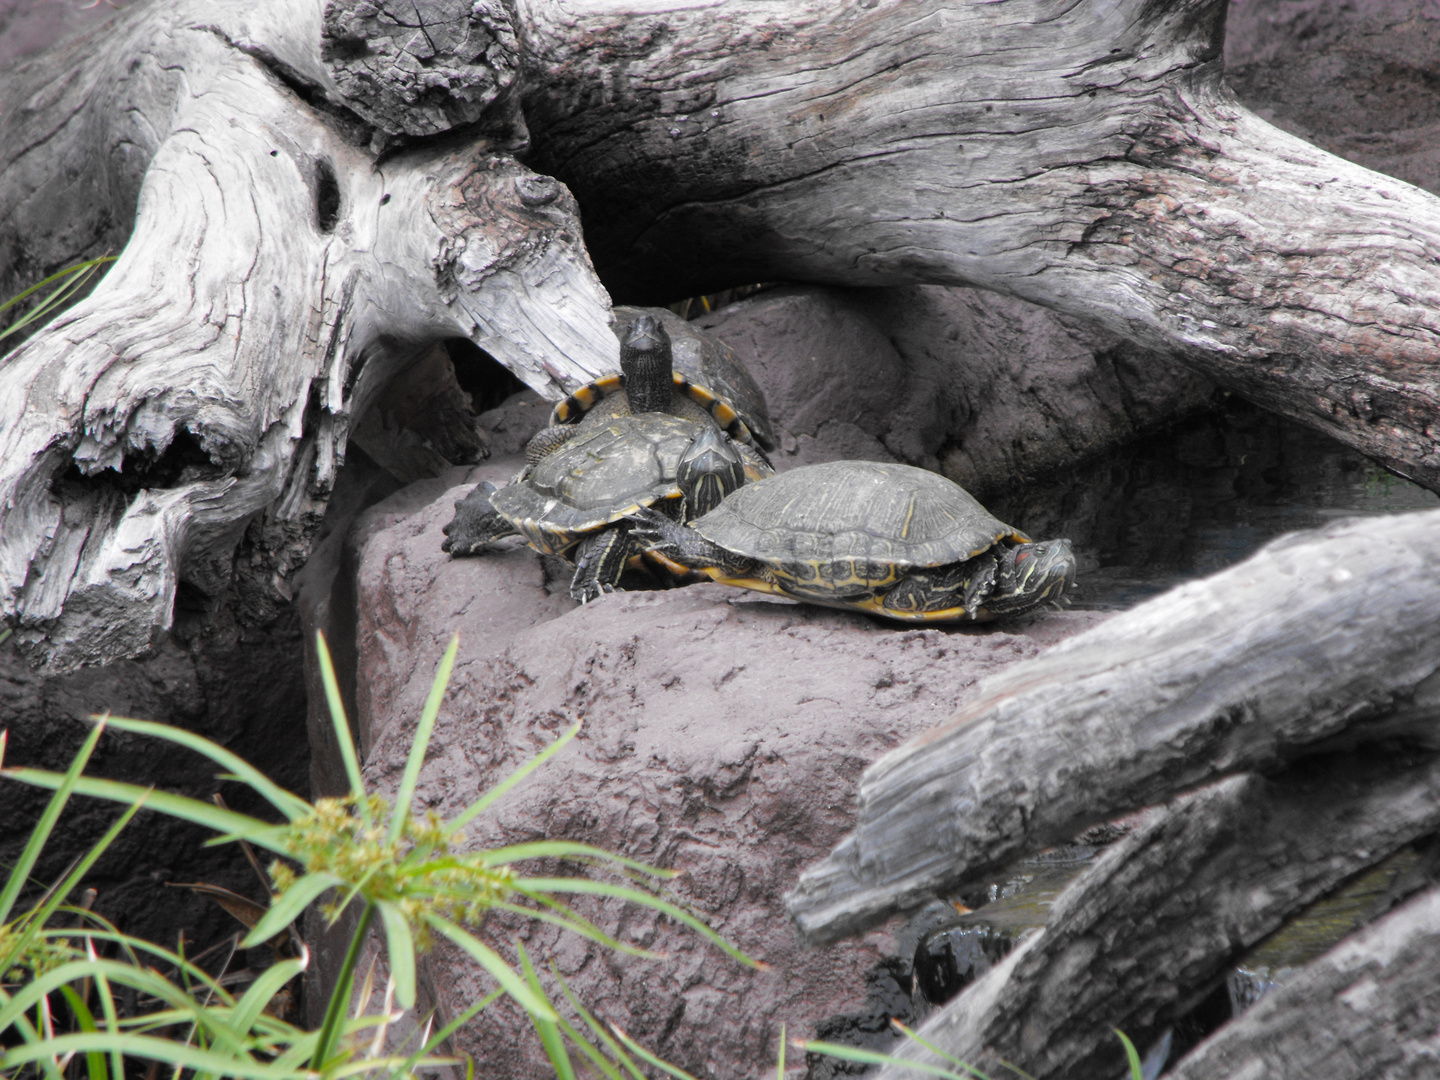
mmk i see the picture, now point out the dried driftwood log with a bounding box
[3,0,1439,670]
[872,754,1440,1080]
[787,509,1440,944]
[1165,884,1440,1080]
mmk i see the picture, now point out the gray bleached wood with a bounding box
[785,508,1440,944]
[518,0,1440,489]
[0,1,615,671]
[873,755,1440,1080]
[1164,884,1440,1080]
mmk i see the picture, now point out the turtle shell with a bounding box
[488,413,703,554]
[691,460,1030,572]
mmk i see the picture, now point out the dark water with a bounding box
[986,395,1440,611]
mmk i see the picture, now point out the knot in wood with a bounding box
[321,0,521,138]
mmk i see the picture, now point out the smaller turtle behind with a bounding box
[525,315,772,476]
[443,417,747,603]
[629,460,1075,622]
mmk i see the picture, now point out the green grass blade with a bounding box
[0,984,66,1080]
[90,957,125,1080]
[891,1022,996,1080]
[514,878,760,969]
[777,1024,786,1080]
[0,718,107,926]
[0,960,245,1048]
[474,840,675,878]
[608,1023,702,1080]
[795,1040,977,1080]
[396,986,504,1079]
[57,985,109,1080]
[95,717,308,822]
[310,902,375,1072]
[0,769,289,854]
[315,632,367,811]
[6,793,149,973]
[377,902,418,1011]
[444,721,581,838]
[427,917,556,1022]
[516,940,575,1080]
[230,957,308,1035]
[391,635,458,844]
[490,899,660,960]
[242,873,339,948]
[1115,1029,1145,1080]
[1,1033,306,1079]
[549,967,643,1080]
[0,256,111,315]
[0,256,114,344]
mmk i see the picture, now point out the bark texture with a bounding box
[870,756,1440,1080]
[786,508,1440,944]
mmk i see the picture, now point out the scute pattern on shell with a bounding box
[693,461,1028,570]
[487,414,701,545]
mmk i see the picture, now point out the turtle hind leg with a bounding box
[442,482,518,556]
[570,527,636,604]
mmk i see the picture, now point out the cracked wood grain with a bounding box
[873,754,1440,1080]
[786,508,1440,944]
[0,1,615,671]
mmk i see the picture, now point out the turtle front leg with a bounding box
[570,526,636,603]
[627,506,755,576]
[442,482,519,556]
[879,553,997,618]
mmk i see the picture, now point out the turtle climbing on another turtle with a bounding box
[443,416,751,603]
[443,313,770,570]
[627,460,1075,622]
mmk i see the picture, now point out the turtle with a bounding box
[442,415,749,603]
[627,459,1076,622]
[524,314,773,478]
[444,313,769,560]
[610,305,778,452]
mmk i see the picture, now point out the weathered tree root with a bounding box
[872,755,1440,1079]
[787,509,1440,945]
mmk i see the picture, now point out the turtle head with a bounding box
[620,315,674,413]
[677,426,746,520]
[984,538,1076,617]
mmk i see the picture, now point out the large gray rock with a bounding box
[694,285,1216,496]
[335,474,1110,1077]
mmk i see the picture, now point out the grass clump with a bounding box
[1,631,754,1078]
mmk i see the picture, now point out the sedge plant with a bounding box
[1,631,756,1078]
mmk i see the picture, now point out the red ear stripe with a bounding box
[1016,550,1030,562]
